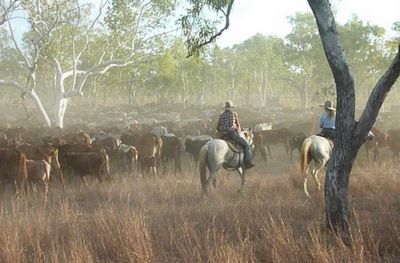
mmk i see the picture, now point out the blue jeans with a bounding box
[224,131,253,162]
[320,128,335,140]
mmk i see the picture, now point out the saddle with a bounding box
[223,139,244,170]
[225,140,243,153]
[219,135,243,153]
[316,134,334,147]
[219,136,252,170]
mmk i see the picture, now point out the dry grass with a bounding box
[0,161,399,263]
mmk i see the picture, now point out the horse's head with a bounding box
[241,128,254,149]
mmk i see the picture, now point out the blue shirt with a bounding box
[320,112,335,129]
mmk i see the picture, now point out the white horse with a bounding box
[199,130,254,194]
[300,135,333,197]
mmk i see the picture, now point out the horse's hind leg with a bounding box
[303,159,312,198]
[212,177,218,189]
[312,163,324,191]
[206,172,218,191]
[238,169,245,193]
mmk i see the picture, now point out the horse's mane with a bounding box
[240,129,253,143]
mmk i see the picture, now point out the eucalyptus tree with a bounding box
[234,34,286,107]
[180,0,400,231]
[51,0,176,128]
[338,17,387,102]
[145,50,178,104]
[208,46,241,102]
[0,0,177,128]
[0,0,74,126]
[169,39,194,106]
[283,12,331,108]
[168,39,213,105]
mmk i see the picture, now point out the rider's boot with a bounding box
[244,160,255,169]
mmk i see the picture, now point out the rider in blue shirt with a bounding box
[319,100,336,140]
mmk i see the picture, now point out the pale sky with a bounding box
[216,0,400,47]
[8,0,400,48]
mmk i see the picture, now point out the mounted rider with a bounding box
[319,100,336,141]
[216,100,255,169]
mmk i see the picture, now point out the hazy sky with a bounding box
[216,0,400,47]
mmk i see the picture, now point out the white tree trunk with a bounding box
[199,86,205,105]
[30,89,52,127]
[55,97,68,129]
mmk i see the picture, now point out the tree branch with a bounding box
[356,43,400,139]
[64,59,134,98]
[0,0,18,26]
[185,0,234,57]
[0,79,26,94]
[307,0,356,126]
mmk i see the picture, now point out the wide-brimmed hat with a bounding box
[225,100,235,108]
[321,100,336,111]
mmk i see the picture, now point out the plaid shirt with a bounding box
[218,109,239,134]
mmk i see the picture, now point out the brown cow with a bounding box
[0,149,28,195]
[120,133,141,147]
[0,132,9,148]
[184,136,212,164]
[161,135,182,175]
[363,127,388,164]
[58,143,105,176]
[58,143,105,156]
[62,131,92,145]
[253,128,290,160]
[117,144,138,176]
[17,143,65,189]
[136,133,163,176]
[287,132,307,160]
[93,136,120,170]
[61,151,111,189]
[140,156,157,176]
[42,136,66,147]
[93,137,119,153]
[386,128,400,165]
[26,160,51,205]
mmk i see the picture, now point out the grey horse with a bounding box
[198,130,254,194]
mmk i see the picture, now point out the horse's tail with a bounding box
[300,138,312,198]
[199,144,209,192]
[300,138,312,176]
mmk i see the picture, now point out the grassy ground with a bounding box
[0,148,399,262]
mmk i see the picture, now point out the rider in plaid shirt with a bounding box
[218,109,239,134]
[217,100,255,169]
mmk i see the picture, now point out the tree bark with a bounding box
[55,97,69,129]
[0,80,52,126]
[30,89,52,127]
[308,0,400,231]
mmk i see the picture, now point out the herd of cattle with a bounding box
[0,124,216,200]
[1,105,400,202]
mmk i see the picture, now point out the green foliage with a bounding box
[392,21,400,33]
[104,0,176,55]
[179,0,233,56]
[1,0,397,109]
[338,16,387,98]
